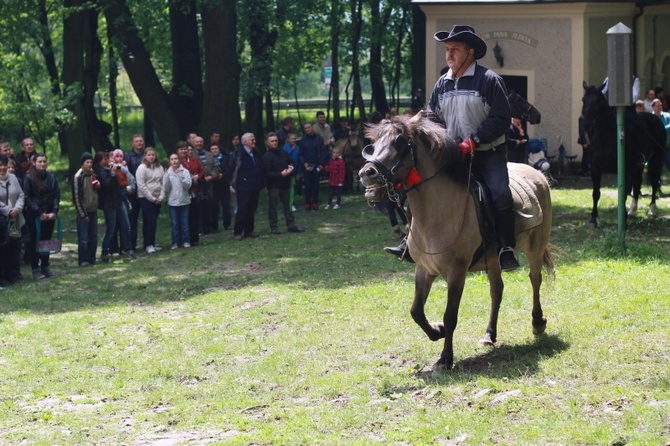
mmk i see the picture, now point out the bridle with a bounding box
[362,130,455,204]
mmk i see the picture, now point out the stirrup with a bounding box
[498,247,520,272]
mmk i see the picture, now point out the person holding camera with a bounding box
[263,132,304,235]
[94,151,135,261]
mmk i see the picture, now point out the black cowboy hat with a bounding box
[434,25,487,60]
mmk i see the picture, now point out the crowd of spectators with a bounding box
[0,111,382,288]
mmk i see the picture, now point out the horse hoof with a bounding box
[532,317,547,335]
[431,361,452,376]
[427,323,446,341]
[647,204,657,218]
[588,222,598,229]
[478,334,496,347]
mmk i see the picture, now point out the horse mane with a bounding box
[365,112,466,182]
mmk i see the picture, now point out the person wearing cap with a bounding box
[386,25,519,271]
[73,152,100,266]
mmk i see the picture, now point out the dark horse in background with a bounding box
[581,82,667,228]
[508,90,541,125]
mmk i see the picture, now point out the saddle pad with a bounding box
[509,170,543,233]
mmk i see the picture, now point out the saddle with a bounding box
[468,168,544,267]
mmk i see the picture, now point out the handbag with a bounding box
[35,216,63,254]
[8,219,21,238]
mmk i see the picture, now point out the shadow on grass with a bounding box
[414,334,569,382]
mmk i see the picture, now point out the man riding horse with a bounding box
[385,25,519,271]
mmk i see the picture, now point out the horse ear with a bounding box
[583,81,588,91]
[394,134,408,158]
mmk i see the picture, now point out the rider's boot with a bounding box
[384,236,414,263]
[495,207,520,272]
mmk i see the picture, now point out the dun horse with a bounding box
[359,113,554,372]
[581,82,666,227]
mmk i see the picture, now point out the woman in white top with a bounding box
[0,154,25,286]
[135,147,165,253]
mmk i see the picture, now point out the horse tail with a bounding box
[542,243,558,279]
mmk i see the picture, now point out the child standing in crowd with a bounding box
[324,146,346,209]
[135,147,165,254]
[163,152,192,249]
[72,152,99,267]
[111,149,131,192]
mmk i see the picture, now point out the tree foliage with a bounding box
[0,0,415,170]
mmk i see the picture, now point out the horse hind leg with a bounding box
[524,236,548,336]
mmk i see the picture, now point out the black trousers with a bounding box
[234,190,260,236]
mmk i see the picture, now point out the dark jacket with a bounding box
[263,148,293,190]
[124,149,144,177]
[23,170,60,216]
[230,147,264,193]
[298,133,326,167]
[94,165,124,211]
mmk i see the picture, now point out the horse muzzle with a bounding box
[359,163,386,202]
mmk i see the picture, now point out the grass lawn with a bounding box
[0,172,669,445]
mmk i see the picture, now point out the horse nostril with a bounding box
[364,167,378,178]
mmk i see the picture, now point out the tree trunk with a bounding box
[391,6,408,109]
[168,0,203,137]
[349,0,366,121]
[368,0,389,115]
[329,1,342,123]
[201,0,242,149]
[100,0,182,155]
[108,43,120,149]
[264,90,274,134]
[62,0,113,176]
[37,0,69,156]
[411,4,426,99]
[244,0,277,153]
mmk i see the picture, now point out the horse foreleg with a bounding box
[433,270,467,373]
[480,270,503,346]
[409,266,442,341]
[627,197,638,217]
[627,167,642,217]
[590,173,602,228]
[647,161,662,218]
